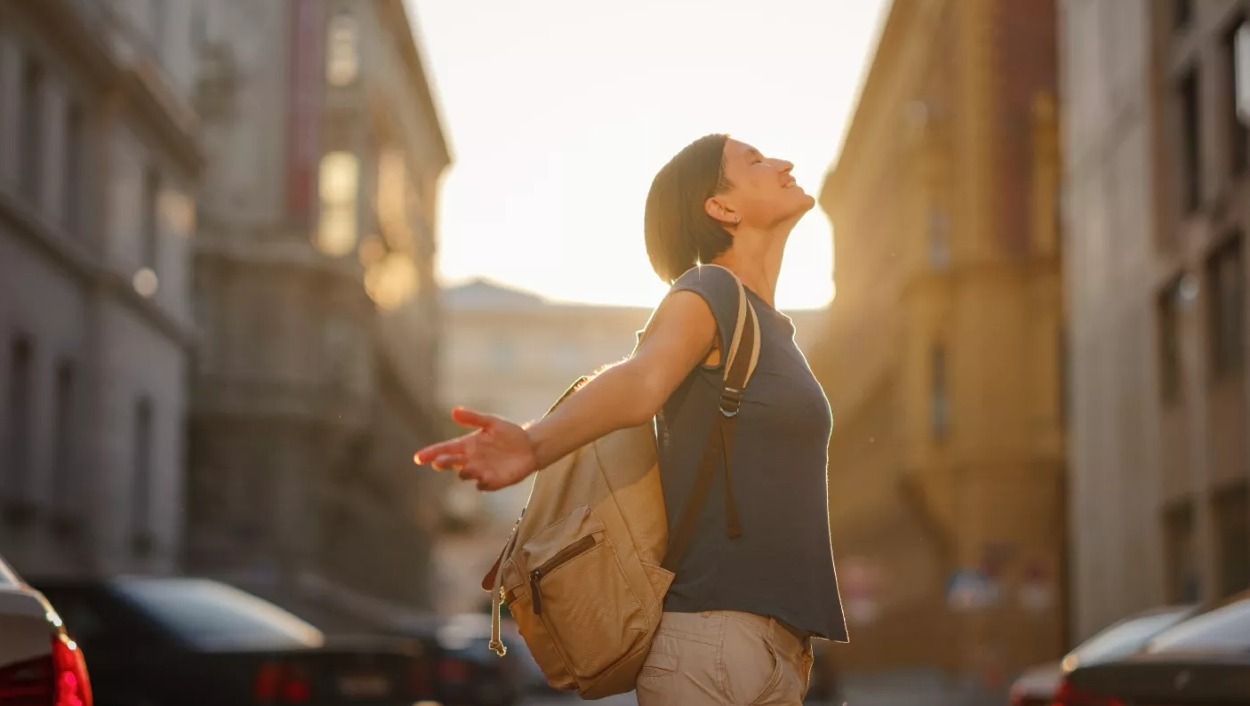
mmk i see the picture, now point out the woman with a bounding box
[415,134,847,705]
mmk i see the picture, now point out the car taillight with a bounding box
[436,657,470,684]
[1051,677,1125,706]
[0,654,52,705]
[51,634,92,706]
[0,633,92,706]
[408,661,434,699]
[253,662,312,704]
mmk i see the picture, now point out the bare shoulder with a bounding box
[629,290,718,381]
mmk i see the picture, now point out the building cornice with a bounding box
[18,0,205,176]
[380,0,453,170]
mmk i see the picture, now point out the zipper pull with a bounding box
[529,570,543,615]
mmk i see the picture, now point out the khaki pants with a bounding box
[635,611,814,705]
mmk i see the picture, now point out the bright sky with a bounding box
[406,0,889,309]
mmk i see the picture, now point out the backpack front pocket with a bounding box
[519,505,648,680]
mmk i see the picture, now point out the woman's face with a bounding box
[710,138,815,229]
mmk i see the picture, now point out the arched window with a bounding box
[317,151,359,256]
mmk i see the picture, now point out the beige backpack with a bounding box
[481,265,762,699]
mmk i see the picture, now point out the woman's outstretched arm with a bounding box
[414,290,717,490]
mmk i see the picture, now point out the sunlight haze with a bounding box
[407,0,889,309]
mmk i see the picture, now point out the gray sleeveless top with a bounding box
[654,265,848,642]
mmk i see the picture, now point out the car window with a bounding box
[1064,608,1192,666]
[113,578,324,650]
[36,586,166,647]
[1146,597,1250,653]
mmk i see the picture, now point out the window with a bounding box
[1066,607,1192,665]
[1213,483,1249,598]
[316,151,359,256]
[149,0,166,64]
[930,343,949,440]
[1173,0,1192,29]
[3,337,34,523]
[1163,503,1200,603]
[1228,18,1250,177]
[50,361,78,532]
[19,57,43,203]
[1158,279,1184,404]
[325,13,360,87]
[3,334,35,522]
[64,103,84,238]
[114,578,324,650]
[142,167,160,270]
[1148,596,1250,653]
[190,5,206,48]
[131,397,154,554]
[491,335,517,372]
[1177,69,1202,214]
[1206,233,1245,377]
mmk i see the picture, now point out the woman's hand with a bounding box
[413,407,539,491]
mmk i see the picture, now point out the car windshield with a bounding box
[1064,608,1192,667]
[114,578,325,650]
[1146,596,1250,653]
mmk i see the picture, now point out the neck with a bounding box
[709,225,789,308]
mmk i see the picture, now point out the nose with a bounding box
[778,160,795,174]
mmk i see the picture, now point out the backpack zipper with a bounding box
[528,533,598,615]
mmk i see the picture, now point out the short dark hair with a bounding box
[644,134,733,283]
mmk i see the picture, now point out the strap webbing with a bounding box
[662,285,758,571]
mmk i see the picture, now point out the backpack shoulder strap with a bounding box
[662,268,761,571]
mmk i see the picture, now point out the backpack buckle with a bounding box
[719,387,743,417]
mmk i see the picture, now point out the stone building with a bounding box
[1060,0,1250,640]
[184,0,450,622]
[813,0,1064,689]
[0,0,202,576]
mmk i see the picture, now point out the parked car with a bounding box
[1008,603,1195,706]
[31,575,434,706]
[0,555,94,706]
[1055,589,1250,705]
[386,612,530,706]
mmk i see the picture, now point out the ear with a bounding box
[704,195,739,228]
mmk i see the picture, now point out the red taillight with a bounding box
[253,662,312,704]
[408,661,434,699]
[0,633,92,706]
[0,654,53,705]
[1051,677,1125,706]
[51,634,92,706]
[436,657,470,684]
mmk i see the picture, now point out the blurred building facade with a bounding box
[434,277,829,614]
[1061,0,1250,640]
[814,0,1064,689]
[184,0,450,624]
[0,0,201,576]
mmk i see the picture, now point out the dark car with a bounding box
[1008,603,1195,706]
[31,575,434,706]
[386,612,526,706]
[1055,589,1250,706]
[0,555,94,706]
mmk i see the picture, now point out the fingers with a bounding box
[451,406,498,430]
[414,439,465,465]
[431,454,467,471]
